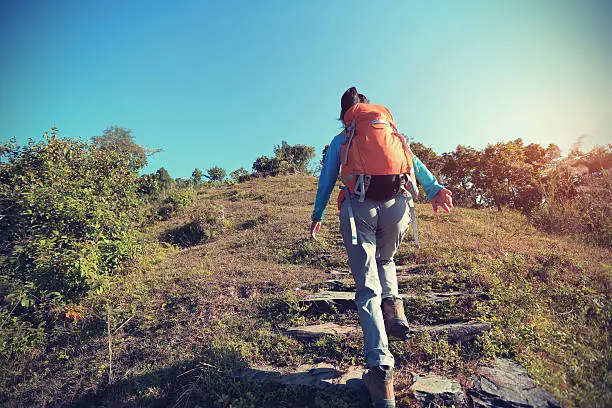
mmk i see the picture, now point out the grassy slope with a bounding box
[2,174,610,407]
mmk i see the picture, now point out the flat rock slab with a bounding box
[411,321,491,344]
[469,358,560,408]
[318,277,451,291]
[326,269,351,276]
[302,290,473,306]
[233,363,367,391]
[396,264,428,273]
[326,264,428,276]
[284,323,361,339]
[317,279,355,292]
[396,273,438,282]
[284,321,489,343]
[410,373,467,407]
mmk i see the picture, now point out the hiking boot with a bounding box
[382,297,410,340]
[362,365,395,408]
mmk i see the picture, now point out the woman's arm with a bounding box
[311,133,343,222]
[413,155,453,213]
[310,133,343,240]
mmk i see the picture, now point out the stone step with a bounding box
[232,363,366,391]
[411,321,491,344]
[410,373,467,407]
[326,269,350,277]
[283,321,490,344]
[317,275,453,292]
[325,264,428,277]
[232,359,559,408]
[301,290,475,309]
[396,263,428,274]
[284,323,361,339]
[469,358,561,408]
[396,273,441,283]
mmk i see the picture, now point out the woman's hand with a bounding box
[431,188,453,213]
[310,219,321,241]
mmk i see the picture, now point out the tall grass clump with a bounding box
[530,161,611,247]
[162,202,229,247]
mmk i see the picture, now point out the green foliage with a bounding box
[137,173,161,197]
[156,167,174,190]
[92,125,159,170]
[273,140,315,173]
[0,128,146,307]
[531,151,612,247]
[191,168,203,184]
[230,167,250,182]
[206,166,227,182]
[162,203,228,247]
[440,145,483,207]
[410,141,441,176]
[253,141,315,177]
[166,190,194,210]
[158,190,194,220]
[252,155,282,176]
[0,307,46,365]
[274,238,337,267]
[474,252,612,406]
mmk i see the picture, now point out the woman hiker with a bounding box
[309,87,453,408]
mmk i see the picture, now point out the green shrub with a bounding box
[0,129,146,308]
[162,203,228,247]
[157,190,194,220]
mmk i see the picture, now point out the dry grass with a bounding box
[2,173,610,407]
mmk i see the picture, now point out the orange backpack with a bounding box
[339,103,418,204]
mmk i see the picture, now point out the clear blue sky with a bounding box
[1,0,611,179]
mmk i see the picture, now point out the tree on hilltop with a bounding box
[92,125,160,170]
[192,168,203,184]
[206,166,226,182]
[273,141,315,173]
[230,168,250,182]
[253,141,315,177]
[156,167,173,190]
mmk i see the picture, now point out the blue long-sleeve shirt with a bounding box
[312,131,444,222]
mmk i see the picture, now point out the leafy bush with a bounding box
[530,157,612,247]
[158,190,194,220]
[252,141,315,177]
[206,166,227,182]
[161,203,228,247]
[0,128,146,308]
[230,168,250,182]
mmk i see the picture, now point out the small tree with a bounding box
[230,168,250,182]
[273,141,315,173]
[206,166,226,182]
[253,155,281,176]
[92,125,160,170]
[410,142,441,176]
[156,167,174,190]
[0,127,145,307]
[440,145,483,207]
[137,173,160,197]
[192,168,203,185]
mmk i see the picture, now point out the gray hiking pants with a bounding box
[339,194,411,368]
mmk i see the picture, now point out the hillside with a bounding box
[2,174,610,407]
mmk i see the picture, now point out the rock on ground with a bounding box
[469,358,561,408]
[232,363,366,391]
[409,373,467,407]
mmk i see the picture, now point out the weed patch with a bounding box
[161,203,229,248]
